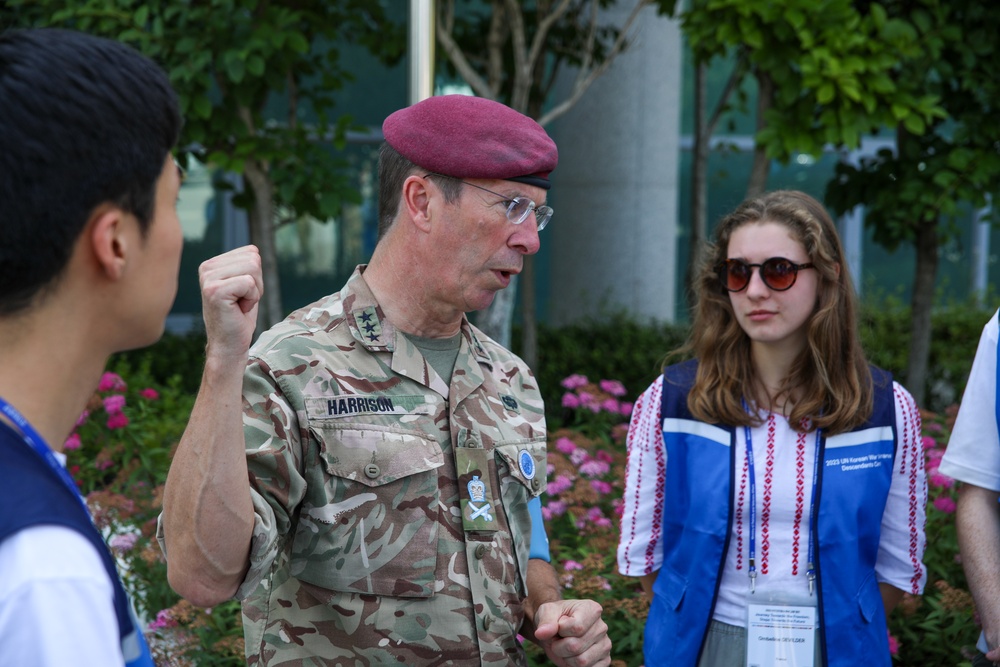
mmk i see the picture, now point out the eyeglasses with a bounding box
[715,257,816,292]
[427,174,553,231]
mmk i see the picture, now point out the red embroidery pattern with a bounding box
[760,414,776,574]
[736,443,749,571]
[900,386,925,592]
[791,428,807,575]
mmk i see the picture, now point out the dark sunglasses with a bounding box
[715,257,816,292]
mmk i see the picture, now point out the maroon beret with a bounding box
[382,95,558,190]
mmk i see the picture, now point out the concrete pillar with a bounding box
[547,3,683,325]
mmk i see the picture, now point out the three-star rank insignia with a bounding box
[353,306,383,343]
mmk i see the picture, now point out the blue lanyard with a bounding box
[743,413,822,595]
[0,396,90,515]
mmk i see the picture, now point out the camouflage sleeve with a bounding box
[234,355,309,599]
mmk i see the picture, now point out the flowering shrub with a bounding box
[526,375,648,667]
[888,405,979,666]
[66,364,244,667]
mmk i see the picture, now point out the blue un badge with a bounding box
[466,475,493,523]
[518,450,536,480]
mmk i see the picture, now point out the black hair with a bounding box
[0,28,181,315]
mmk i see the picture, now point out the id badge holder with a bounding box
[455,446,499,533]
[745,589,818,667]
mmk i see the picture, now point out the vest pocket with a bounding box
[291,423,444,598]
[856,570,883,623]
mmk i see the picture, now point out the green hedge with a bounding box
[121,300,998,415]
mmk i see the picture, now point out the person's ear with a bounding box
[401,174,433,233]
[88,205,131,281]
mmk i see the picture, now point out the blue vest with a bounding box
[646,360,897,667]
[0,422,154,667]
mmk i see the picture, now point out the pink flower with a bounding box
[541,500,567,520]
[148,609,178,630]
[139,388,160,400]
[561,392,581,409]
[591,480,613,494]
[887,630,899,656]
[96,459,115,471]
[106,412,129,430]
[600,398,620,413]
[569,448,590,466]
[98,372,126,392]
[563,560,585,571]
[555,437,577,455]
[74,410,90,427]
[63,433,81,451]
[921,436,937,451]
[547,475,575,495]
[560,374,589,390]
[579,459,611,478]
[599,379,627,397]
[596,450,614,464]
[103,394,126,414]
[933,496,956,514]
[929,472,955,489]
[109,532,140,553]
[619,401,634,417]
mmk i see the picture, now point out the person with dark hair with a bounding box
[617,190,927,667]
[159,95,612,666]
[0,28,182,667]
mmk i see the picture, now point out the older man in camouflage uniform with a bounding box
[160,95,612,666]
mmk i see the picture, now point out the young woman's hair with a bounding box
[676,189,873,434]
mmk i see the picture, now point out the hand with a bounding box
[532,599,611,667]
[198,245,263,358]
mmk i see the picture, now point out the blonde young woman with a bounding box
[617,190,927,667]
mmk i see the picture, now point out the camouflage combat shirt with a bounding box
[236,266,548,666]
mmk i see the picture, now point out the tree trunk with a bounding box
[521,255,537,368]
[242,157,283,332]
[746,70,773,199]
[686,62,709,310]
[907,214,938,407]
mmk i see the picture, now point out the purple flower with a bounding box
[547,475,575,495]
[560,374,589,390]
[929,472,955,489]
[561,392,581,409]
[63,433,81,451]
[98,372,126,393]
[921,436,937,451]
[600,398,620,413]
[569,448,590,467]
[591,480,613,494]
[106,412,129,430]
[579,459,611,478]
[933,496,956,514]
[109,532,140,553]
[148,609,177,630]
[542,500,567,520]
[103,394,126,414]
[74,410,90,427]
[555,437,577,454]
[619,401,634,417]
[599,379,627,397]
[563,560,584,571]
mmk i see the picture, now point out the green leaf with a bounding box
[192,95,212,120]
[903,113,926,135]
[817,82,835,104]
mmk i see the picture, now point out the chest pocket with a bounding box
[291,423,444,598]
[494,439,547,595]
